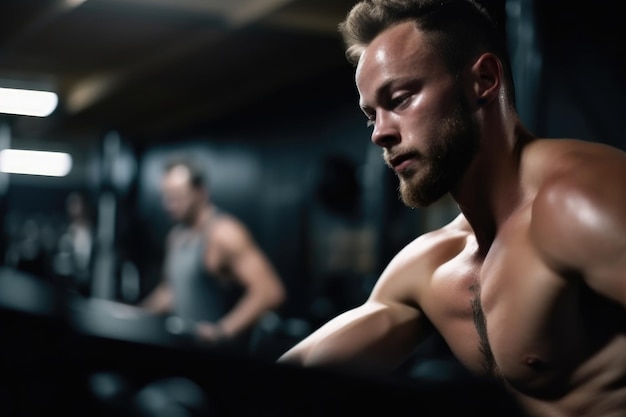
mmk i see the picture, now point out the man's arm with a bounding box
[138,280,174,314]
[200,216,285,340]
[530,150,626,307]
[277,301,426,375]
[277,231,443,376]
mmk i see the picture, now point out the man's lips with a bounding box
[387,153,418,173]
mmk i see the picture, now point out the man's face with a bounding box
[356,21,480,208]
[160,165,203,224]
[66,193,85,220]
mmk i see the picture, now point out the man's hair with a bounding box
[338,0,516,106]
[163,154,208,190]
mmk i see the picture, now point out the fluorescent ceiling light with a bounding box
[0,87,58,117]
[0,149,72,177]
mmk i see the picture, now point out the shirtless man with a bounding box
[278,1,626,415]
[140,156,285,352]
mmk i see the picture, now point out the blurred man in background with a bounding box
[139,155,285,354]
[58,191,94,295]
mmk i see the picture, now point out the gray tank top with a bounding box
[164,209,241,323]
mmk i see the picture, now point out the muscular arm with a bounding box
[277,231,445,376]
[138,280,173,314]
[277,301,426,376]
[208,217,285,338]
[530,148,626,307]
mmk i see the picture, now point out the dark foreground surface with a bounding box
[0,267,527,417]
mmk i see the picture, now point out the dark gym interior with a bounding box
[0,0,623,416]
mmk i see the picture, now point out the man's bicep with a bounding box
[278,301,426,375]
[575,215,626,307]
[218,225,281,289]
[230,243,278,286]
[211,218,263,275]
[531,175,626,306]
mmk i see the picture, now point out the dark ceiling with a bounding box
[0,0,623,147]
[0,0,360,145]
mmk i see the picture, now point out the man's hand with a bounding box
[194,322,228,344]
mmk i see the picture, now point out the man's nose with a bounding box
[370,112,400,148]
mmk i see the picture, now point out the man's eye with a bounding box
[392,94,410,107]
[366,118,375,128]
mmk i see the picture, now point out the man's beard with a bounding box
[397,94,480,208]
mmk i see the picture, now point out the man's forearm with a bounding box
[139,286,172,314]
[218,288,283,336]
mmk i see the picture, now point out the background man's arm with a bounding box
[138,281,174,314]
[197,217,285,341]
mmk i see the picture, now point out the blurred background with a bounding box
[0,0,624,416]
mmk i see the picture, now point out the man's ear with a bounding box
[471,52,502,107]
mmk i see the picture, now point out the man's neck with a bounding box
[182,204,214,230]
[451,121,535,253]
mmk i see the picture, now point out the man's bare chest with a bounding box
[422,220,589,393]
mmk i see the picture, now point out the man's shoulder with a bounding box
[379,216,471,279]
[523,138,626,222]
[415,213,471,243]
[524,138,626,182]
[207,210,254,250]
[527,138,626,203]
[210,211,245,233]
[527,139,626,268]
[369,214,472,305]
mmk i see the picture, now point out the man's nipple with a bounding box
[524,355,547,371]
